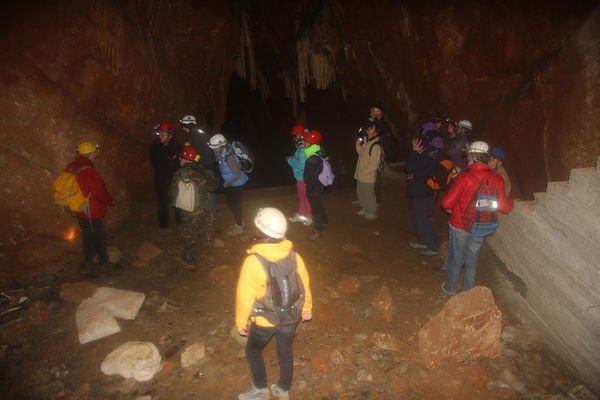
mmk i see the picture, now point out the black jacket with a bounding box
[150,138,182,182]
[187,126,216,168]
[304,150,327,194]
[405,146,438,198]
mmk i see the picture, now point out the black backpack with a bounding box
[250,251,305,326]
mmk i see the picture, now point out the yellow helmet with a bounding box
[77,141,98,155]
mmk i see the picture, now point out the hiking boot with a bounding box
[421,249,438,256]
[441,282,456,296]
[288,213,303,223]
[271,384,289,400]
[238,384,269,400]
[433,267,446,276]
[181,261,198,271]
[355,210,366,217]
[227,224,243,236]
[302,218,313,226]
[307,231,322,241]
[363,213,376,220]
[408,242,427,249]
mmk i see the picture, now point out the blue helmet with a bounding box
[491,147,506,161]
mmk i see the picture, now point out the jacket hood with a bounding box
[421,121,439,134]
[66,156,93,172]
[247,240,293,262]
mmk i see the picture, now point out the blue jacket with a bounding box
[217,146,248,187]
[287,145,307,181]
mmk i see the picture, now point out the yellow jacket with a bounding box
[235,240,312,330]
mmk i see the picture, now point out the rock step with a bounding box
[507,200,600,288]
[533,191,600,265]
[489,205,600,356]
[567,167,600,208]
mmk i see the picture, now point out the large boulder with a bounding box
[101,341,162,382]
[418,286,502,368]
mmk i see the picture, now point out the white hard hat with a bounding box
[180,115,197,125]
[208,133,227,149]
[467,141,489,154]
[254,207,287,239]
[457,120,472,130]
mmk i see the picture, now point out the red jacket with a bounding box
[441,163,514,231]
[66,156,113,220]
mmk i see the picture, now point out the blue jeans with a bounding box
[443,223,484,293]
[411,197,438,251]
[246,323,297,391]
[207,191,216,219]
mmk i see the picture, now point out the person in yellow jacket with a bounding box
[236,207,313,400]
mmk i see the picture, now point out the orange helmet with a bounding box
[181,146,200,163]
[303,129,322,145]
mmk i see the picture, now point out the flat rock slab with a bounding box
[418,286,502,368]
[101,341,162,382]
[75,287,145,344]
[93,287,145,320]
[76,299,121,344]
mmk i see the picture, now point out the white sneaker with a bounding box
[227,224,243,236]
[363,213,376,220]
[270,383,289,400]
[238,384,269,400]
[288,213,303,223]
[302,218,313,226]
[356,210,366,217]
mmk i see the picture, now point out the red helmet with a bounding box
[291,124,305,135]
[303,129,322,145]
[155,122,175,135]
[181,146,200,162]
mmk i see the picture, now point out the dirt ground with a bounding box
[0,167,587,399]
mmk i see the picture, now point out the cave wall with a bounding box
[0,0,240,241]
[239,0,599,196]
[0,0,599,244]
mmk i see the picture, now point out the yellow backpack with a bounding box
[52,166,91,214]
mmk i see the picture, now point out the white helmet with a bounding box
[180,115,197,125]
[467,141,489,154]
[208,133,227,149]
[254,207,287,239]
[457,120,472,130]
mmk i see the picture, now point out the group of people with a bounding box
[61,105,515,400]
[405,112,514,295]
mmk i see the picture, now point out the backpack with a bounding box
[231,140,254,174]
[461,172,500,237]
[250,251,305,326]
[426,149,458,191]
[175,170,199,212]
[369,141,385,170]
[52,166,91,214]
[317,155,335,186]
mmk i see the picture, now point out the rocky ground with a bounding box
[0,168,593,400]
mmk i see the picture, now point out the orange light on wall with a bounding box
[64,227,76,241]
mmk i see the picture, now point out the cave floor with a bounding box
[0,168,585,400]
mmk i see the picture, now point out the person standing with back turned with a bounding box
[236,207,312,400]
[66,141,115,278]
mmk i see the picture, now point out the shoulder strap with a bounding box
[368,141,381,157]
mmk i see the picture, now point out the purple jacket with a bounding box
[420,121,444,150]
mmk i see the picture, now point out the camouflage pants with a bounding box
[182,209,214,264]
